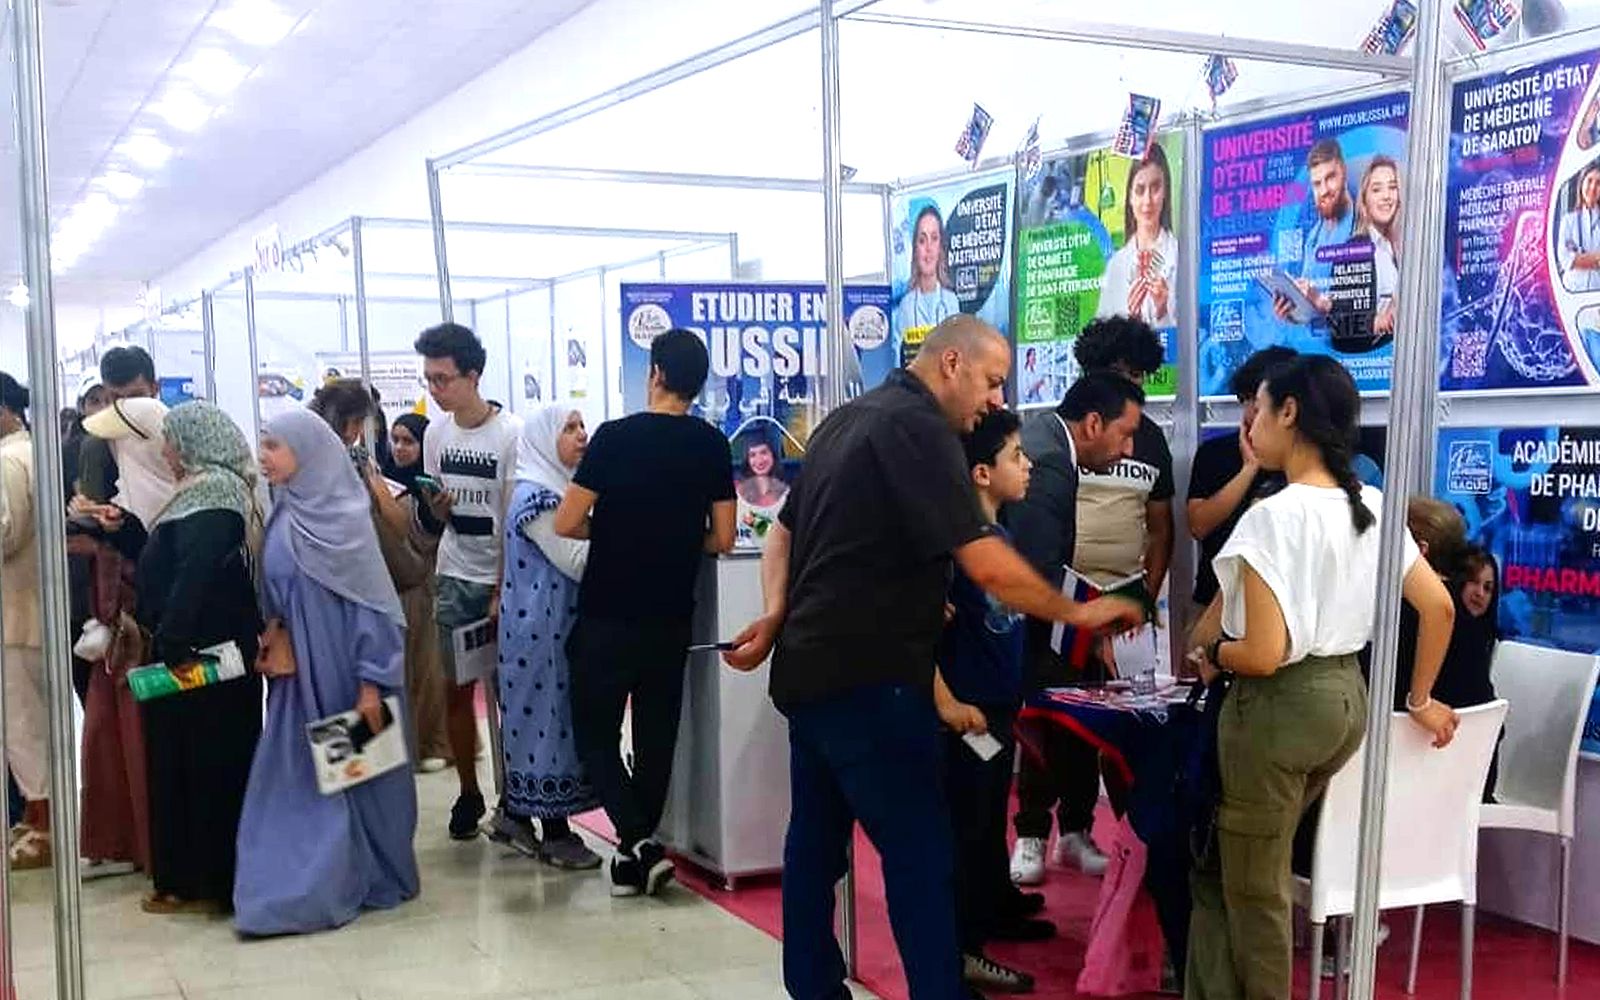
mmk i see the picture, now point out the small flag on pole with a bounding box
[1454,0,1520,50]
[955,103,995,167]
[1016,116,1042,183]
[1361,0,1419,55]
[1203,55,1239,108]
[1112,94,1161,160]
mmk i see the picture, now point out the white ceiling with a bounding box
[4,0,593,295]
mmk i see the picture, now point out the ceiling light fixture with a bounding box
[117,133,172,170]
[177,47,251,95]
[150,86,214,132]
[96,170,145,201]
[211,0,296,46]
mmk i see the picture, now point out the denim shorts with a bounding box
[436,575,495,686]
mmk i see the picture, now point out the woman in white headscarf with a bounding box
[74,396,179,879]
[490,405,600,870]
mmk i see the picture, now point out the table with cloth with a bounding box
[1018,681,1205,992]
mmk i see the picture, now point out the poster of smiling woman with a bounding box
[890,167,1015,367]
[1197,93,1410,397]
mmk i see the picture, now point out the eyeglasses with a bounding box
[423,372,462,390]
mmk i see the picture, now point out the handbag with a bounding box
[256,619,297,677]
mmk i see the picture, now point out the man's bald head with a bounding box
[913,314,1006,365]
[906,314,1010,432]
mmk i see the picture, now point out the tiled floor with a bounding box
[4,758,875,1000]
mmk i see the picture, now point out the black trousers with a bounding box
[567,615,691,851]
[943,703,1019,953]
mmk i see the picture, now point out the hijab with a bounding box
[85,397,177,528]
[514,405,578,498]
[158,402,258,528]
[264,408,405,627]
[381,412,428,494]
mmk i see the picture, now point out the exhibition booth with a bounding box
[5,1,1600,998]
[419,0,1600,984]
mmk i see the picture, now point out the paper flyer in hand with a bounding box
[451,618,498,683]
[306,695,407,796]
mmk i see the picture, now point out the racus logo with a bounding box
[1447,440,1493,495]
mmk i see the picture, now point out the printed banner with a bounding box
[1016,133,1184,407]
[891,167,1015,367]
[619,282,894,549]
[1440,51,1600,393]
[1434,426,1600,752]
[1198,93,1411,397]
[315,352,427,422]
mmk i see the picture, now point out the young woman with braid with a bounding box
[1183,355,1458,1000]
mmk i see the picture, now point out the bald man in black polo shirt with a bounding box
[724,315,1144,1000]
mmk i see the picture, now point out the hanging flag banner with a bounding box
[1016,133,1185,407]
[1454,0,1520,50]
[618,282,893,550]
[1203,55,1239,109]
[1434,425,1600,752]
[955,103,995,166]
[890,167,1015,366]
[1361,0,1419,55]
[1112,94,1161,160]
[1441,49,1600,393]
[1016,116,1043,184]
[1197,92,1410,397]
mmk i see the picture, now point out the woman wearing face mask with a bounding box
[133,401,265,912]
[488,406,601,869]
[1185,355,1457,1000]
[1098,144,1178,327]
[234,408,417,935]
[894,205,962,334]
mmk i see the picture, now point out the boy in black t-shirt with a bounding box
[934,409,1054,994]
[554,329,736,897]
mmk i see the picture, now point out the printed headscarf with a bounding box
[157,401,258,528]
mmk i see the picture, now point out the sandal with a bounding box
[141,893,222,915]
[8,828,52,871]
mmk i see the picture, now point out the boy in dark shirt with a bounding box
[554,329,737,897]
[934,409,1052,993]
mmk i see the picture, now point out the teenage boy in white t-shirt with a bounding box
[416,323,523,840]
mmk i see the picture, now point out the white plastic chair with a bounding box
[1477,641,1600,987]
[1294,701,1508,1000]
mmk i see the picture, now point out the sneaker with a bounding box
[417,757,448,774]
[998,889,1047,919]
[540,832,602,871]
[609,850,644,898]
[963,952,1035,993]
[448,792,486,841]
[485,810,539,857]
[80,858,137,882]
[635,839,675,896]
[1053,830,1109,876]
[987,916,1057,942]
[1009,836,1046,886]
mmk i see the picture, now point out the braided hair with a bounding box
[1261,355,1373,533]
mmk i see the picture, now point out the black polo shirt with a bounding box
[770,369,989,709]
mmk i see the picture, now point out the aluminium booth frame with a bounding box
[418,1,1442,990]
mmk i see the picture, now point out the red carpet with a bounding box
[573,803,1600,1000]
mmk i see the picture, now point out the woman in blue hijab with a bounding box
[233,407,418,935]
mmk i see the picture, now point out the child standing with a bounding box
[934,408,1052,994]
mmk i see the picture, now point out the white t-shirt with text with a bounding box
[424,408,523,586]
[1214,483,1420,666]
